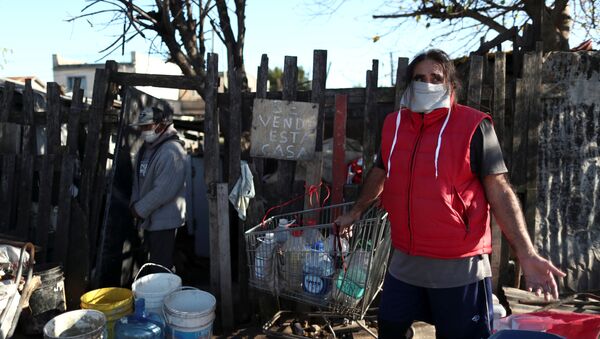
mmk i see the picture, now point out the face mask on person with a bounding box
[401,81,451,113]
[141,127,160,143]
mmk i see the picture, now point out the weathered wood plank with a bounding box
[216,183,233,331]
[524,49,543,242]
[394,57,409,112]
[0,82,14,122]
[46,83,62,155]
[491,51,507,292]
[252,54,269,188]
[362,61,379,175]
[79,68,109,214]
[226,59,245,323]
[15,80,35,238]
[0,155,16,232]
[277,56,298,208]
[511,80,528,191]
[303,50,327,211]
[468,55,484,110]
[332,95,347,206]
[88,61,119,268]
[35,153,55,261]
[204,53,221,299]
[55,80,83,268]
[111,72,204,90]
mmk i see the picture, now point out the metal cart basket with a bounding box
[245,202,391,321]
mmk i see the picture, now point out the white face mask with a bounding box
[141,129,160,143]
[400,81,451,113]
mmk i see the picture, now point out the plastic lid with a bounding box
[313,241,324,251]
[263,233,275,242]
[278,218,289,226]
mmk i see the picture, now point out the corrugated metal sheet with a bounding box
[538,51,600,292]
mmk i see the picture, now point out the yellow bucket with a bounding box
[80,288,133,339]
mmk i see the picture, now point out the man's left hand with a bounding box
[130,204,142,219]
[519,254,566,300]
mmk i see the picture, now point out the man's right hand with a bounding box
[334,210,360,238]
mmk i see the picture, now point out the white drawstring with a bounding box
[434,106,452,178]
[386,110,402,178]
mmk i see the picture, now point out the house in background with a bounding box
[53,52,257,121]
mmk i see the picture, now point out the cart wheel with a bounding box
[405,325,415,338]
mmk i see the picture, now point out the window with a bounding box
[66,76,87,92]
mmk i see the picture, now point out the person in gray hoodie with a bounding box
[130,106,186,271]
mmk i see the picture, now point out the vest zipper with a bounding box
[407,114,425,254]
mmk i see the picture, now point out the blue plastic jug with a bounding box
[115,298,164,339]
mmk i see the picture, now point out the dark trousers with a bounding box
[378,273,493,339]
[144,228,177,272]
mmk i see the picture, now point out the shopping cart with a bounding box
[245,202,391,337]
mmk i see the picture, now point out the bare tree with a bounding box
[316,1,598,52]
[69,0,247,97]
[377,1,600,51]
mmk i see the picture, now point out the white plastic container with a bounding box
[163,287,216,339]
[255,233,275,280]
[131,263,182,319]
[281,230,307,292]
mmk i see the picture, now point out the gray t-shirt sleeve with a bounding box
[470,119,508,179]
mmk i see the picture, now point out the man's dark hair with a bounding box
[405,49,461,95]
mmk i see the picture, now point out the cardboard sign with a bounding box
[250,99,318,160]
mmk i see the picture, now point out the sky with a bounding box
[0,1,590,89]
[0,0,455,88]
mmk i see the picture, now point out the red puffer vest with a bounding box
[380,104,492,259]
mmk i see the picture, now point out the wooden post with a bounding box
[362,61,379,175]
[252,54,269,192]
[79,68,109,216]
[332,95,347,206]
[524,48,543,241]
[226,56,246,323]
[276,56,298,208]
[303,50,327,210]
[216,183,233,331]
[204,53,221,299]
[491,52,508,293]
[0,82,16,233]
[36,83,61,261]
[16,80,35,238]
[394,57,409,112]
[89,61,119,266]
[468,55,484,110]
[54,80,83,262]
[511,78,528,191]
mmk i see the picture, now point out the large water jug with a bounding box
[332,250,370,307]
[281,229,307,292]
[114,299,164,339]
[255,233,275,280]
[302,241,334,296]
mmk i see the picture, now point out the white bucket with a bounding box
[163,287,216,339]
[132,263,182,316]
[43,309,107,339]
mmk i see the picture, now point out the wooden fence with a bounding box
[1,44,596,331]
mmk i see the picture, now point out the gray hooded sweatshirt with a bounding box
[131,125,186,231]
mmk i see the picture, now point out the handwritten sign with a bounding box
[250,99,318,160]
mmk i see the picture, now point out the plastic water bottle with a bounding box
[282,229,307,292]
[255,233,275,280]
[332,250,369,307]
[324,234,349,266]
[275,219,291,245]
[302,227,324,248]
[302,241,334,296]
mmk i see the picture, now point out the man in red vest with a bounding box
[335,49,565,338]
